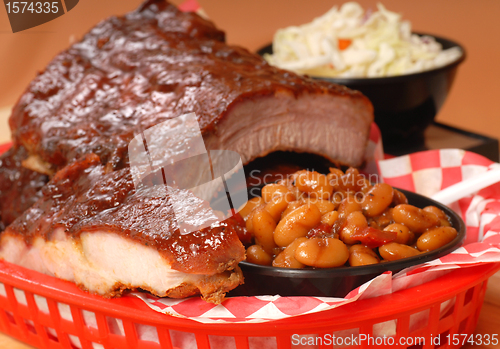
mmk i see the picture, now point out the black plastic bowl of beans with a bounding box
[230,167,465,298]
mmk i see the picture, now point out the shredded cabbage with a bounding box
[265,2,462,78]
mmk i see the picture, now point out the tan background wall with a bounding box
[0,0,499,142]
[0,2,499,348]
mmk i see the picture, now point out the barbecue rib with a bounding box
[0,154,245,303]
[9,0,373,175]
[1,0,374,302]
[0,146,48,231]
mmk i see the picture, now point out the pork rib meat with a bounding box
[0,154,245,303]
[9,0,373,175]
[0,146,48,231]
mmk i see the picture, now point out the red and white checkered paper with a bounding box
[133,127,500,323]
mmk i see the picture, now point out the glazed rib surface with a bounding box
[9,0,373,173]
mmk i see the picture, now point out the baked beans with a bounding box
[246,244,273,266]
[241,168,458,268]
[274,203,322,247]
[295,238,349,268]
[294,170,334,200]
[417,226,458,252]
[273,237,308,268]
[252,208,278,254]
[349,244,380,266]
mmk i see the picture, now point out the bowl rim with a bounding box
[257,32,466,86]
[239,188,466,278]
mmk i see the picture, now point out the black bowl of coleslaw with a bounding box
[258,33,465,153]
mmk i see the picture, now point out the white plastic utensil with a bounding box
[431,166,500,205]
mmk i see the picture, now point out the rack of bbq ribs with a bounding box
[0,0,373,304]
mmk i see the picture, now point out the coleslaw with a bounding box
[265,2,463,78]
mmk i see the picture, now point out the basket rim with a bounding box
[1,259,499,332]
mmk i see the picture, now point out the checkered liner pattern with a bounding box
[134,148,500,323]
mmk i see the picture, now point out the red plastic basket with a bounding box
[2,142,500,348]
[0,142,12,155]
[0,259,499,349]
